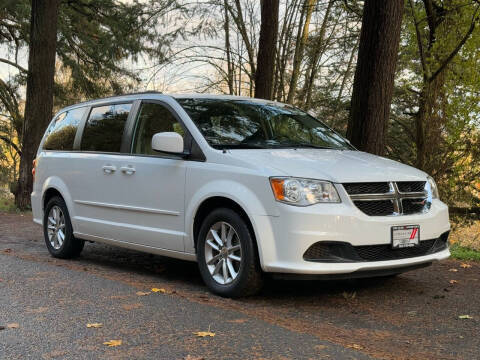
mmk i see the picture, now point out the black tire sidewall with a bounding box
[197,208,261,297]
[43,196,81,258]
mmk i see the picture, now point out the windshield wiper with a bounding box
[213,143,267,150]
[274,143,335,150]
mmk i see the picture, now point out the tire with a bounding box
[43,196,84,259]
[197,208,263,297]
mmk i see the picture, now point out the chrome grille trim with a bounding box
[343,181,429,216]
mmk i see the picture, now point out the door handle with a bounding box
[102,165,116,174]
[120,166,136,175]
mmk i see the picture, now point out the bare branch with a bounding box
[0,135,21,156]
[0,58,27,73]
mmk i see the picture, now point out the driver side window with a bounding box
[132,102,185,155]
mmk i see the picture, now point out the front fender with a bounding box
[185,178,278,269]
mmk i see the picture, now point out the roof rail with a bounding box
[63,91,164,107]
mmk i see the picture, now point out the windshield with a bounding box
[176,98,353,150]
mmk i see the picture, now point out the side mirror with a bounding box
[152,132,184,155]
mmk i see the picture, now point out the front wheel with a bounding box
[197,208,263,297]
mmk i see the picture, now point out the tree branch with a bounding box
[0,58,27,73]
[429,5,480,82]
[0,135,21,156]
[409,0,429,80]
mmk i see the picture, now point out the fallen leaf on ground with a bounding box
[348,344,364,350]
[193,331,215,337]
[151,288,166,293]
[86,323,103,328]
[103,340,122,347]
[459,315,472,319]
[7,323,19,329]
[3,249,12,253]
[136,291,151,296]
[449,280,458,284]
[448,268,458,272]
[460,263,472,268]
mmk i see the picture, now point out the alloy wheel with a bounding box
[204,221,242,284]
[47,205,66,250]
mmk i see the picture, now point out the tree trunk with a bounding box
[223,0,234,95]
[228,0,256,84]
[286,0,315,104]
[15,0,60,209]
[346,0,404,156]
[273,0,299,101]
[255,0,279,100]
[302,0,334,109]
[415,73,446,172]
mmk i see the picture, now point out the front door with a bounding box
[114,101,187,251]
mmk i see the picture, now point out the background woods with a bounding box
[0,0,479,214]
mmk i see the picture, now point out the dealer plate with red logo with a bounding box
[391,225,420,249]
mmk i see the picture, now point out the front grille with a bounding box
[397,181,426,193]
[343,182,390,195]
[342,181,429,216]
[402,198,427,215]
[303,232,449,263]
[354,200,394,216]
[355,239,436,261]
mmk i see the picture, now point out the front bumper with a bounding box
[254,199,450,274]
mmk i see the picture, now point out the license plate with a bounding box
[391,225,420,249]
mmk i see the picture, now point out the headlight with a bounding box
[427,176,439,199]
[270,177,341,206]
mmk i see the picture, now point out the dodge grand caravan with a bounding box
[31,93,450,297]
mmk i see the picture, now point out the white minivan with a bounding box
[31,93,450,297]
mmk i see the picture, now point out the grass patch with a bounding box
[0,195,16,212]
[450,245,480,262]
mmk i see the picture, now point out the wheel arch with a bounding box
[43,188,63,209]
[40,177,76,228]
[193,196,257,252]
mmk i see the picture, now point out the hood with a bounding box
[227,149,427,183]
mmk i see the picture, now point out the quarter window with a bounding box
[81,103,132,153]
[132,102,184,155]
[43,107,86,151]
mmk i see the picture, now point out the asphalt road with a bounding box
[0,213,479,360]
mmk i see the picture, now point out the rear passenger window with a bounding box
[43,107,86,150]
[81,103,132,153]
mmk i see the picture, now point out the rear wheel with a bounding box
[43,196,84,259]
[197,208,263,297]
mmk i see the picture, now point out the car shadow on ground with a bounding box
[73,242,414,301]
